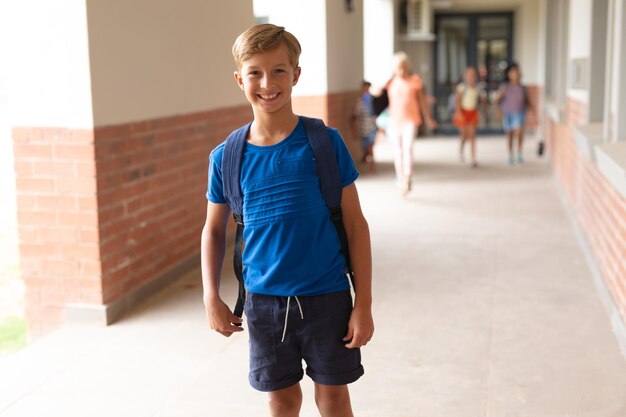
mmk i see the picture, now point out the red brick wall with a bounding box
[13,105,253,337]
[94,105,252,304]
[293,90,361,158]
[526,85,541,130]
[547,97,626,322]
[12,127,101,337]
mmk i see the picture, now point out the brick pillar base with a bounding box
[13,127,101,338]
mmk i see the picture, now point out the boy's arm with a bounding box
[201,201,243,337]
[340,183,375,349]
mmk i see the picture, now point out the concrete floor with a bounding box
[1,136,626,417]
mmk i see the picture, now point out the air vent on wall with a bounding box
[408,0,424,33]
[400,0,435,41]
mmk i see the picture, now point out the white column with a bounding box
[0,0,93,129]
[364,0,395,86]
[614,0,626,140]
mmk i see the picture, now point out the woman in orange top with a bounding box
[387,52,436,196]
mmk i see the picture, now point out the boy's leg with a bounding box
[314,383,354,417]
[364,129,376,167]
[506,131,514,163]
[360,135,369,163]
[268,384,303,417]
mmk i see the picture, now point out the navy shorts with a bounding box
[244,290,364,392]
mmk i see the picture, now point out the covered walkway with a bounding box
[1,136,626,417]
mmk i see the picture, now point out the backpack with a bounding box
[371,89,389,116]
[371,78,394,117]
[221,116,355,321]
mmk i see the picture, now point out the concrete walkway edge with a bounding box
[554,176,626,358]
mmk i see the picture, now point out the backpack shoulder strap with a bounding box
[301,117,342,209]
[221,122,251,322]
[301,116,355,286]
[222,122,251,219]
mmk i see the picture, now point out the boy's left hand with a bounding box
[343,305,374,349]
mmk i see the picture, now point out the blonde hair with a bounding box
[232,24,301,70]
[392,51,410,71]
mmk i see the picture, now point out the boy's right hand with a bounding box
[204,296,244,337]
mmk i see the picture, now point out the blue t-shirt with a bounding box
[206,117,359,296]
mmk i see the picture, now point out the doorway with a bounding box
[433,12,513,134]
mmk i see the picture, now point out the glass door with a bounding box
[433,13,513,134]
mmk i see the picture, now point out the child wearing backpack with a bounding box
[453,67,484,168]
[351,80,378,171]
[201,24,374,417]
[496,62,531,164]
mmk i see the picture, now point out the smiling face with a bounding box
[234,44,301,116]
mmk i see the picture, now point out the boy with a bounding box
[201,24,374,417]
[351,80,377,171]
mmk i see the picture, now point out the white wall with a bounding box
[517,0,543,84]
[255,0,328,96]
[86,0,255,127]
[0,0,94,129]
[536,0,547,86]
[567,0,591,103]
[609,0,624,131]
[326,0,364,93]
[568,0,591,58]
[364,0,396,86]
[611,0,626,139]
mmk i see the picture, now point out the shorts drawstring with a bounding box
[281,296,304,343]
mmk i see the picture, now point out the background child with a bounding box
[497,62,531,165]
[201,24,374,417]
[351,80,378,172]
[453,67,484,168]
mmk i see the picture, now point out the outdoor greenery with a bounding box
[0,316,27,354]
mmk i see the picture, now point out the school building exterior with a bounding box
[3,0,626,346]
